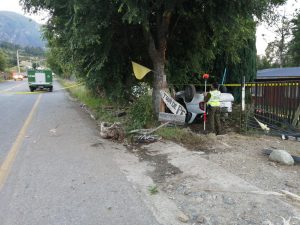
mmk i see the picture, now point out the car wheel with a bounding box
[49,87,53,92]
[184,85,196,103]
[219,85,227,93]
[30,87,34,92]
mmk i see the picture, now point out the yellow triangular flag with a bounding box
[132,61,152,80]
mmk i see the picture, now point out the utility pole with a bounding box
[17,50,20,74]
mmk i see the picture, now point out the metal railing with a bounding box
[248,81,300,133]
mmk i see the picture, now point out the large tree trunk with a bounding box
[147,12,171,116]
[152,57,167,116]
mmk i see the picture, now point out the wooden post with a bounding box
[204,79,207,131]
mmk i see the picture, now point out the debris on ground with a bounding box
[128,122,170,144]
[49,125,59,136]
[129,122,170,135]
[49,128,56,135]
[281,133,300,141]
[264,216,300,225]
[80,103,96,120]
[254,116,270,133]
[132,134,161,144]
[99,122,125,141]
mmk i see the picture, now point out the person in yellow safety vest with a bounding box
[204,82,222,135]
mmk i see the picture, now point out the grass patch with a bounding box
[148,185,159,195]
[157,126,213,148]
[58,78,215,147]
[58,78,119,123]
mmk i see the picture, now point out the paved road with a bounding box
[0,80,160,225]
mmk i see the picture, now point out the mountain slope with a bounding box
[0,11,45,48]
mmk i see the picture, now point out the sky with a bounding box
[0,0,299,55]
[256,0,300,55]
[0,0,48,24]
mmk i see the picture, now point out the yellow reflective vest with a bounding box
[207,90,221,107]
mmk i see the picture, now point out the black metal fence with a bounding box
[247,81,300,134]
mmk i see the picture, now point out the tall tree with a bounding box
[0,50,7,71]
[118,0,285,114]
[265,13,292,67]
[257,55,272,70]
[289,13,300,66]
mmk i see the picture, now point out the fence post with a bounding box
[242,76,245,112]
[240,76,246,131]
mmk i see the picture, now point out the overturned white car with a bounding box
[175,85,234,124]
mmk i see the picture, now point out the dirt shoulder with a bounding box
[70,85,300,224]
[110,133,300,225]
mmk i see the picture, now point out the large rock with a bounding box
[177,212,189,223]
[269,150,294,165]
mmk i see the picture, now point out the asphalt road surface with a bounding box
[0,79,161,225]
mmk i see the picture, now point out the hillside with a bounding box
[0,11,45,48]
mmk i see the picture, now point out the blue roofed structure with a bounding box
[256,67,300,80]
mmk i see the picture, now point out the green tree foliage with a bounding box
[264,15,292,67]
[261,6,297,68]
[257,55,272,70]
[0,50,7,71]
[32,62,39,69]
[0,41,45,68]
[289,13,300,66]
[21,0,286,112]
[0,42,44,57]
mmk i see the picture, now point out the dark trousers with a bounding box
[207,106,221,134]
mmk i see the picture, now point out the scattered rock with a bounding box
[177,212,189,223]
[222,195,235,205]
[196,216,207,224]
[269,150,294,165]
[196,197,204,202]
[183,190,191,195]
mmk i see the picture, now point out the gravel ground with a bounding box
[115,133,300,225]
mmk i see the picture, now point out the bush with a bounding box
[128,94,156,130]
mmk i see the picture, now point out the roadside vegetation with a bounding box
[19,0,300,138]
[0,42,46,80]
[58,78,202,143]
